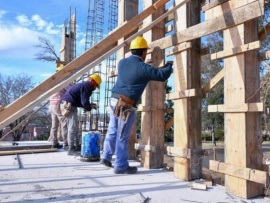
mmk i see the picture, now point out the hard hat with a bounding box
[56,65,64,72]
[130,36,150,50]
[89,73,102,88]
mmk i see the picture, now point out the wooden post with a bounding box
[224,18,264,200]
[140,0,166,168]
[173,0,202,180]
[206,0,264,198]
[118,0,139,159]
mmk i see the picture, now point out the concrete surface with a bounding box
[0,141,269,203]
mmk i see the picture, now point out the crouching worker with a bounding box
[61,73,101,156]
[100,36,173,174]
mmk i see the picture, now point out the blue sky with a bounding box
[0,0,175,87]
[0,0,91,85]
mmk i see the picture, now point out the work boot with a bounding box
[100,159,112,167]
[67,147,78,156]
[75,144,81,151]
[52,143,63,149]
[63,144,69,151]
[114,166,138,174]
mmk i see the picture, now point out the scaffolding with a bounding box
[82,0,106,132]
[103,0,118,134]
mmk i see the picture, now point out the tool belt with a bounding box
[61,101,72,117]
[114,95,135,120]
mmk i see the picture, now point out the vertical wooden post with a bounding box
[173,0,202,180]
[140,0,166,168]
[205,0,264,198]
[224,17,263,200]
[118,0,139,159]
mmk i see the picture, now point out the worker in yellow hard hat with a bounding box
[60,73,102,156]
[100,35,173,174]
[89,73,102,89]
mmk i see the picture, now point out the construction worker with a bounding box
[100,36,173,174]
[49,65,70,149]
[61,73,101,156]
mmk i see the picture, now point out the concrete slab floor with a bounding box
[0,142,268,203]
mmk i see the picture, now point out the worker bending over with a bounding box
[61,74,101,156]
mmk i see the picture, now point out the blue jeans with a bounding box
[101,98,136,170]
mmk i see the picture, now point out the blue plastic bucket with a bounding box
[81,131,100,161]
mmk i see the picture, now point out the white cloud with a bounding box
[16,15,32,26]
[32,14,47,30]
[0,25,40,58]
[0,10,7,19]
[45,22,59,35]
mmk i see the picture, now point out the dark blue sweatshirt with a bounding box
[62,81,95,111]
[112,55,172,102]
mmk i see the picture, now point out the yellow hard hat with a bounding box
[89,73,102,88]
[130,36,150,50]
[56,64,64,72]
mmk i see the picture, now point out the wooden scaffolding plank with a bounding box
[0,0,170,130]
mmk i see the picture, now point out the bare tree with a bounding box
[0,73,38,141]
[34,36,60,62]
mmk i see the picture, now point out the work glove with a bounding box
[91,103,98,110]
[165,61,174,73]
[166,61,173,65]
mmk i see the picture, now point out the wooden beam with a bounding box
[166,42,192,56]
[166,88,201,100]
[149,0,262,51]
[209,160,268,185]
[208,103,264,113]
[0,106,4,112]
[202,0,229,12]
[0,0,172,130]
[258,22,270,41]
[165,117,174,130]
[167,146,191,158]
[134,143,156,152]
[0,148,59,156]
[202,68,224,95]
[205,0,260,20]
[200,47,210,55]
[210,41,261,60]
